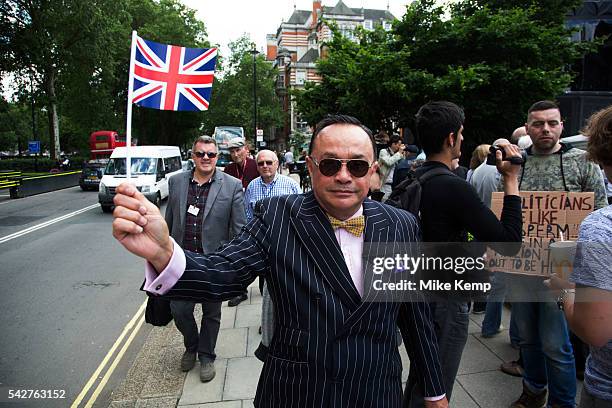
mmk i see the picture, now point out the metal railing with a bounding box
[0,171,22,190]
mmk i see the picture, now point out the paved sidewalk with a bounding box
[110,285,582,407]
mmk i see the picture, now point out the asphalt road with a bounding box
[0,186,161,407]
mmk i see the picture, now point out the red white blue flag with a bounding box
[131,35,217,111]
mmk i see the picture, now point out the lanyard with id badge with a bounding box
[188,182,207,217]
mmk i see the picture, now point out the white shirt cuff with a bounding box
[424,394,446,402]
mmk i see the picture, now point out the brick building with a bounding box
[266,1,396,150]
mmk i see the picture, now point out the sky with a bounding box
[181,0,412,57]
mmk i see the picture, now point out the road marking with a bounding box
[71,300,147,408]
[0,203,99,244]
[84,314,146,408]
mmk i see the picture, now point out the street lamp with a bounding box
[249,45,260,151]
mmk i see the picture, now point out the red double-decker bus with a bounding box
[89,131,132,160]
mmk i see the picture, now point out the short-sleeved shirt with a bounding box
[570,204,612,400]
[244,174,301,221]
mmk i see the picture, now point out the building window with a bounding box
[364,20,373,30]
[296,70,306,85]
[383,21,392,31]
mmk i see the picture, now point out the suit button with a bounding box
[155,284,162,291]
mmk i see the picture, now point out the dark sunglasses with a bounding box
[312,158,371,178]
[193,151,217,159]
[257,160,275,167]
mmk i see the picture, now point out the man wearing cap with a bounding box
[223,136,259,306]
[224,137,259,190]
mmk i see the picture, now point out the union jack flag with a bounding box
[131,35,217,111]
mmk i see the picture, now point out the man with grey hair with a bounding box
[511,126,533,149]
[244,149,301,360]
[244,150,301,220]
[164,135,246,382]
[470,138,509,208]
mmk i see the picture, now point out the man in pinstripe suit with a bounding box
[112,115,448,407]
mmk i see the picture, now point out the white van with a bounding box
[98,145,182,212]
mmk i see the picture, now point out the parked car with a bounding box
[79,160,107,191]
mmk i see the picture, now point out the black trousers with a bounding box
[170,300,222,363]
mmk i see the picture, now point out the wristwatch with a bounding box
[556,289,575,311]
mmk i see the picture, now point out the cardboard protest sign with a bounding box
[487,191,594,276]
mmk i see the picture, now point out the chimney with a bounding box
[312,1,322,28]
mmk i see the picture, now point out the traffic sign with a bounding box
[256,129,263,136]
[256,135,264,142]
[28,141,40,154]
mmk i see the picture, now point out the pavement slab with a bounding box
[114,294,585,408]
[457,370,523,407]
[216,327,248,359]
[246,326,263,357]
[458,335,505,375]
[222,357,263,401]
[450,381,480,408]
[234,304,264,328]
[178,359,228,405]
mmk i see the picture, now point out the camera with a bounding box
[486,145,527,166]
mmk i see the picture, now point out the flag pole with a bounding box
[125,30,138,181]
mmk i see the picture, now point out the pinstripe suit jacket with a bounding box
[166,192,444,407]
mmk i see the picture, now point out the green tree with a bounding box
[1,0,129,158]
[1,0,211,156]
[200,35,283,143]
[124,0,211,148]
[296,0,594,154]
[295,23,412,134]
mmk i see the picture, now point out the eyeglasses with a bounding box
[193,151,217,159]
[257,160,275,167]
[311,158,372,178]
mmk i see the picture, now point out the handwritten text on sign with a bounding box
[487,191,593,276]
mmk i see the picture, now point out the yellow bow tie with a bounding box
[328,215,365,237]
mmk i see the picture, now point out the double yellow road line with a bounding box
[71,300,147,408]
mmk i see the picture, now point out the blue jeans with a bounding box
[481,273,520,345]
[481,272,507,336]
[404,301,469,406]
[513,301,576,407]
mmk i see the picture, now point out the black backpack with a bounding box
[386,167,454,216]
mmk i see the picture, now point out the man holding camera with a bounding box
[505,101,607,408]
[392,101,524,407]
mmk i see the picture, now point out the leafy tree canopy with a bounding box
[295,0,594,154]
[200,35,283,143]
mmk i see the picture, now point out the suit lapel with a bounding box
[290,192,361,309]
[202,170,222,222]
[338,200,394,334]
[360,200,391,305]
